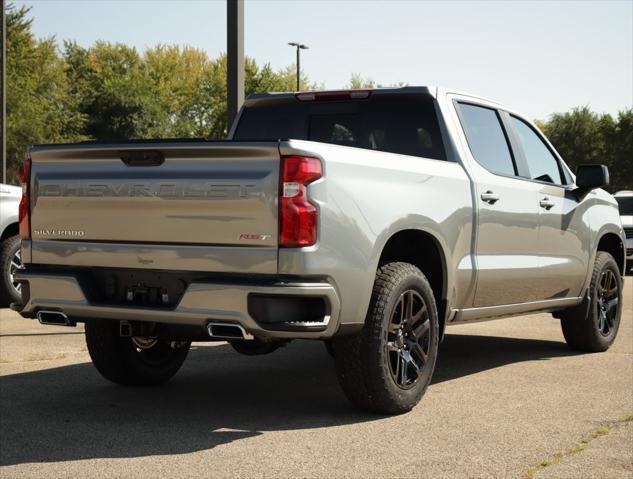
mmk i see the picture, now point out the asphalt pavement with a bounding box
[0,280,631,478]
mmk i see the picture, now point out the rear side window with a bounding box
[510,116,563,185]
[234,94,447,161]
[457,103,516,176]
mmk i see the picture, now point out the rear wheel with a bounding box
[85,319,190,385]
[333,262,439,414]
[560,251,622,352]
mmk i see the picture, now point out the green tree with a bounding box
[195,56,320,139]
[63,41,160,140]
[348,73,376,89]
[604,110,633,191]
[348,74,409,89]
[62,44,319,141]
[540,106,632,191]
[144,44,215,138]
[5,4,84,182]
[541,106,609,167]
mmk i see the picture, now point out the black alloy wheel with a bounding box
[596,269,619,337]
[386,290,431,389]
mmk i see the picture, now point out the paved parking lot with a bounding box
[0,280,631,478]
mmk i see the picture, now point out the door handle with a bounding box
[539,197,555,210]
[480,191,500,204]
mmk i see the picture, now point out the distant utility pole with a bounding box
[288,42,308,91]
[226,0,244,132]
[1,0,6,183]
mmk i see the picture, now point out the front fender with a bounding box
[584,189,626,287]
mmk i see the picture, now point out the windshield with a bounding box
[616,196,633,216]
[234,94,446,161]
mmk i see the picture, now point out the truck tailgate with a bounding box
[28,141,280,273]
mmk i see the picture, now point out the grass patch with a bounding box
[523,425,612,479]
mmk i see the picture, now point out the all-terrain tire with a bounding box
[85,319,190,385]
[333,262,439,415]
[560,251,623,352]
[0,235,22,306]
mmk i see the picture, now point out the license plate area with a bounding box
[80,269,190,308]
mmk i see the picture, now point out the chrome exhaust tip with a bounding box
[207,322,254,340]
[36,310,75,327]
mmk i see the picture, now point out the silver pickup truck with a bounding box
[12,87,626,414]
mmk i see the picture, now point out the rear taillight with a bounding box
[279,155,322,247]
[18,158,31,239]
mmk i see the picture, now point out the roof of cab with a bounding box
[245,86,436,106]
[245,86,507,110]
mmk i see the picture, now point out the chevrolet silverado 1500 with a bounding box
[12,87,626,414]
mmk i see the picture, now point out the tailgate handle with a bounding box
[120,150,165,167]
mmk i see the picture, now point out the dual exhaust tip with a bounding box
[207,322,254,341]
[36,310,76,327]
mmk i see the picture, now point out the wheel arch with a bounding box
[1,222,18,243]
[378,228,449,339]
[597,232,625,276]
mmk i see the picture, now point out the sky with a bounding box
[13,0,633,121]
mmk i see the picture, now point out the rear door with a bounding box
[28,141,280,273]
[454,101,543,306]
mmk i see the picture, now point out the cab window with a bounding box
[510,116,564,185]
[457,103,517,176]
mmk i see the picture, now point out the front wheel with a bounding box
[333,262,439,414]
[560,251,623,352]
[85,319,191,385]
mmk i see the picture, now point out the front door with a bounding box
[507,115,590,300]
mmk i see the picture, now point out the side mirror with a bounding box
[576,164,609,191]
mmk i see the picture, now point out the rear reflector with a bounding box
[18,158,31,240]
[279,156,322,247]
[295,90,371,102]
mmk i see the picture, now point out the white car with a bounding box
[614,190,633,273]
[0,183,22,305]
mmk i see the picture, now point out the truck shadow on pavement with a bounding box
[0,333,579,466]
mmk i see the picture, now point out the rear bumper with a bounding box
[13,269,342,340]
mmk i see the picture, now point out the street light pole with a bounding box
[227,0,244,132]
[288,42,308,91]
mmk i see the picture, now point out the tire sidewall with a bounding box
[124,338,191,382]
[589,255,623,348]
[85,319,190,385]
[0,235,22,304]
[371,267,439,409]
